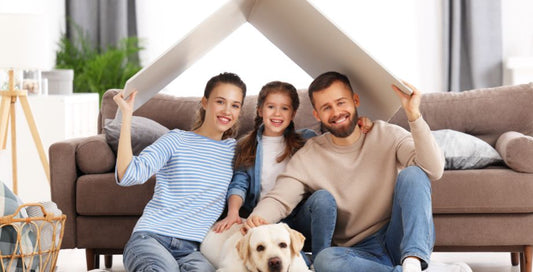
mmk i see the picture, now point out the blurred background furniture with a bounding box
[0,13,49,195]
[14,93,98,202]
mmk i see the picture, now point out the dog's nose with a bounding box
[268,257,282,271]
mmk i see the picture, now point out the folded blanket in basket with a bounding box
[0,181,35,272]
[26,202,63,251]
[0,181,64,272]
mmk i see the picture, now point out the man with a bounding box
[243,71,472,272]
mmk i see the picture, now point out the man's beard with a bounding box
[321,110,359,138]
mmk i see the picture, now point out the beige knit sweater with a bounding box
[251,117,444,246]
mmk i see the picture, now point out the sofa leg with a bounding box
[520,245,532,272]
[85,248,99,270]
[513,252,520,266]
[105,254,113,268]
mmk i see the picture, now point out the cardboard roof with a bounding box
[125,0,408,120]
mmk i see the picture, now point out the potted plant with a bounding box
[54,25,143,102]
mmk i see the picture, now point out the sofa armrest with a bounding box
[76,134,115,174]
[496,131,533,173]
[49,135,109,248]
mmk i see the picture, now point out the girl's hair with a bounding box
[234,81,305,170]
[191,72,247,139]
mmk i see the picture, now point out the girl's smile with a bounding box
[259,92,295,137]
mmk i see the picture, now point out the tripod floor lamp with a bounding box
[0,13,50,195]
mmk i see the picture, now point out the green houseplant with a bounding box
[55,25,143,101]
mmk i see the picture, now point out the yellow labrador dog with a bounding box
[200,222,311,272]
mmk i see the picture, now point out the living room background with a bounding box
[1,0,532,202]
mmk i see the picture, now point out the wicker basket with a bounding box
[0,203,66,272]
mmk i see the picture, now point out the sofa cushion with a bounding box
[434,214,533,246]
[76,173,154,216]
[77,216,138,249]
[496,131,533,173]
[432,167,533,214]
[104,116,170,155]
[432,129,502,170]
[76,135,116,174]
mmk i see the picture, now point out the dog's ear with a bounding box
[281,223,306,257]
[236,230,252,263]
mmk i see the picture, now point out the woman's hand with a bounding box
[113,90,137,117]
[213,213,242,233]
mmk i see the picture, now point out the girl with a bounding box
[213,81,372,261]
[114,72,246,272]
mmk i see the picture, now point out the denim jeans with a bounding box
[283,189,337,261]
[313,166,435,272]
[123,231,215,272]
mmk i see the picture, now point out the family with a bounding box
[113,71,472,272]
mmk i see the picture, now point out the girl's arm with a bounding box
[213,169,252,232]
[213,195,243,233]
[114,90,136,181]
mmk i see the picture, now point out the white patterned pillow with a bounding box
[432,129,503,170]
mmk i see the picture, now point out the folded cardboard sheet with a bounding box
[125,0,409,120]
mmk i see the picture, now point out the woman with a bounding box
[114,72,246,272]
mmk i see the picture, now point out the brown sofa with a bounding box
[50,83,533,271]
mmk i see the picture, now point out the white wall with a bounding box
[0,0,66,69]
[501,0,533,60]
[501,0,533,85]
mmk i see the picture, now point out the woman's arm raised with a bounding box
[114,90,137,181]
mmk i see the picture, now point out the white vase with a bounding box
[41,69,74,95]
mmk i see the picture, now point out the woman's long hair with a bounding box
[191,72,247,139]
[234,81,305,170]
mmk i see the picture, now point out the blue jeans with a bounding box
[313,166,435,272]
[283,189,337,260]
[123,231,215,272]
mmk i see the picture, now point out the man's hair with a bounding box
[308,71,354,107]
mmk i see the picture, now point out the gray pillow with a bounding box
[104,116,170,155]
[431,129,503,170]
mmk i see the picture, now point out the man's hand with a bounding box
[213,214,242,233]
[240,215,268,235]
[358,116,373,134]
[392,81,421,122]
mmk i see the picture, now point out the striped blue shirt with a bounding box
[117,129,236,242]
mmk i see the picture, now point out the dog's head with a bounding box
[236,223,305,272]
